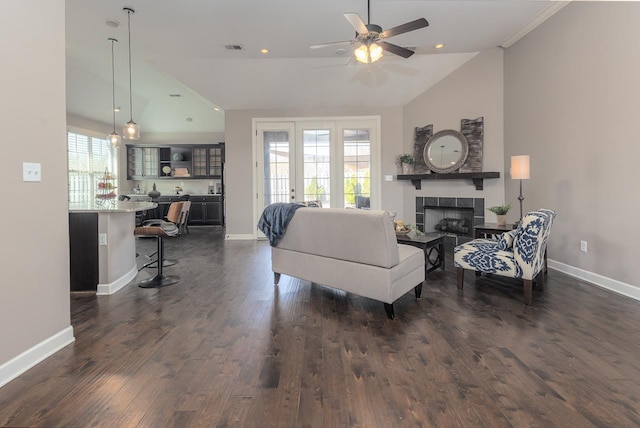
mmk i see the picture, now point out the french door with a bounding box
[254,117,380,238]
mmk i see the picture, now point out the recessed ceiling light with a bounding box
[186,117,193,122]
[336,48,346,56]
[213,107,220,111]
[105,19,119,28]
[435,43,445,49]
[260,48,269,54]
[114,107,120,112]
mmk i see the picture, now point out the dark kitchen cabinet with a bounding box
[189,195,223,225]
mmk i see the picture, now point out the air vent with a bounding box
[224,44,244,51]
[169,94,182,98]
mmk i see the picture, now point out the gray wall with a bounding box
[225,107,403,236]
[402,49,505,225]
[1,0,71,362]
[504,2,640,287]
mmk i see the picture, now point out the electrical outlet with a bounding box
[23,162,42,182]
[99,233,108,246]
[384,175,393,182]
[580,240,587,253]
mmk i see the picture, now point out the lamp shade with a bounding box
[510,155,530,180]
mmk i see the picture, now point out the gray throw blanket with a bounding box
[258,202,305,247]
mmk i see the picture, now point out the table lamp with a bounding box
[510,155,530,225]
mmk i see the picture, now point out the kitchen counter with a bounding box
[69,201,157,295]
[69,201,156,213]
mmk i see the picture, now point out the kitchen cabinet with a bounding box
[192,144,224,178]
[127,146,159,179]
[189,195,223,225]
[127,143,224,180]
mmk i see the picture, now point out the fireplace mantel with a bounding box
[397,171,500,190]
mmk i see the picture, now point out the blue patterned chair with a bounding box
[454,209,556,305]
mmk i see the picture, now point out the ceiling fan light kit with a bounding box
[122,7,140,140]
[311,0,428,63]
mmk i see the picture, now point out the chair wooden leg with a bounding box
[456,267,464,289]
[274,272,281,286]
[523,279,533,305]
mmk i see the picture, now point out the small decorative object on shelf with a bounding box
[398,153,414,175]
[394,220,412,236]
[487,203,511,226]
[174,186,183,195]
[148,182,161,200]
[96,168,117,205]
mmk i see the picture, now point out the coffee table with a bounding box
[396,232,445,274]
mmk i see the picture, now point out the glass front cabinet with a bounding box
[127,143,224,180]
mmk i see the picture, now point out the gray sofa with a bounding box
[271,208,425,318]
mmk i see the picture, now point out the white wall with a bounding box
[402,49,505,224]
[0,0,72,370]
[504,2,640,288]
[225,107,403,236]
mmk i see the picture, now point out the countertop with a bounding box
[69,201,157,213]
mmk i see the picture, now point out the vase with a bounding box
[496,215,507,226]
[148,182,161,200]
[401,163,412,175]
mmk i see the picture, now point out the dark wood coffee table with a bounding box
[396,232,445,274]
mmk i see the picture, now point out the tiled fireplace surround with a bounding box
[415,197,485,247]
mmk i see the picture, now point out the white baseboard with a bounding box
[0,326,75,389]
[548,259,640,302]
[225,234,255,240]
[97,266,137,295]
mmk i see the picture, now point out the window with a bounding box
[67,131,117,203]
[343,129,370,208]
[303,129,331,207]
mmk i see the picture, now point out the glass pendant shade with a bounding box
[123,120,140,140]
[109,132,122,147]
[355,42,383,64]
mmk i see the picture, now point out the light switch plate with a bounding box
[23,162,42,182]
[384,175,393,182]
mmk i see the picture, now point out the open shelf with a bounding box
[397,171,500,190]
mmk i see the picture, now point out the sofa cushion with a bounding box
[277,208,400,268]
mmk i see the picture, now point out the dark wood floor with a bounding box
[1,227,639,427]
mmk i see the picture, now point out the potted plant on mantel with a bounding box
[487,203,511,226]
[398,154,414,175]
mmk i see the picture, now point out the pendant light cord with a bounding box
[126,9,133,122]
[367,0,370,24]
[110,39,117,133]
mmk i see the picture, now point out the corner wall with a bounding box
[0,0,73,385]
[504,2,640,290]
[402,49,505,225]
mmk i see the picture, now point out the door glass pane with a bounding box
[263,131,290,206]
[303,129,331,207]
[343,129,370,208]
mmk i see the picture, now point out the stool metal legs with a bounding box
[138,235,180,288]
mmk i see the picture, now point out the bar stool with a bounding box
[134,224,180,288]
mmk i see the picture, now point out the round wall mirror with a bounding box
[423,130,469,173]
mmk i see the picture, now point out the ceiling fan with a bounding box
[310,0,429,64]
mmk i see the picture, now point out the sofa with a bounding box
[270,207,425,319]
[454,209,556,304]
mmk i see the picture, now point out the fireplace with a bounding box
[415,197,484,246]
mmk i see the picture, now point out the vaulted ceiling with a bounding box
[65,0,567,134]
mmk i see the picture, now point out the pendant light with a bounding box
[122,7,140,140]
[107,38,122,148]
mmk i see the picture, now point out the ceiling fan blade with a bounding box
[381,18,429,39]
[310,40,356,49]
[344,13,369,36]
[378,41,415,58]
